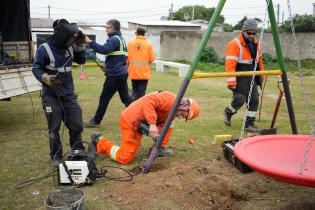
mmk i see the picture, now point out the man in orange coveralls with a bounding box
[88,91,200,164]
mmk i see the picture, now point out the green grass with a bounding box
[0,64,315,209]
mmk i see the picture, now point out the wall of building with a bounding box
[160,31,315,61]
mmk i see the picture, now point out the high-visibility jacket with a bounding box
[127,35,155,80]
[225,33,264,86]
[89,32,128,76]
[32,40,86,96]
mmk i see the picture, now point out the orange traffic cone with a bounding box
[79,65,87,80]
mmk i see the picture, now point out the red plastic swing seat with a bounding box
[234,134,315,187]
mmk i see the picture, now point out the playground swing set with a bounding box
[142,0,315,188]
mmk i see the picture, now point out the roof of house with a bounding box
[31,18,54,28]
[128,20,201,28]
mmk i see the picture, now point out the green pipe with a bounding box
[156,0,227,147]
[142,0,227,173]
[267,0,298,134]
[187,0,226,79]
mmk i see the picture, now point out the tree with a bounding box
[223,23,233,32]
[170,5,224,23]
[233,16,262,30]
[233,16,248,30]
[280,14,315,32]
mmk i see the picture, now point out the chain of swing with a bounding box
[286,0,315,174]
[239,0,271,139]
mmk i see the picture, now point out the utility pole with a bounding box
[48,4,51,19]
[169,3,174,20]
[192,5,195,21]
[277,3,280,26]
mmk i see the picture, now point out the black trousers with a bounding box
[231,78,259,112]
[94,74,133,123]
[42,94,84,161]
[131,79,148,100]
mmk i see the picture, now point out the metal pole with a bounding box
[267,0,298,134]
[142,0,227,173]
[48,4,51,19]
[192,69,282,79]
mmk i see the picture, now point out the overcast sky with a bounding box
[30,0,314,26]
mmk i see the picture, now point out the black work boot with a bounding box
[88,132,102,156]
[84,118,100,128]
[224,107,234,126]
[244,117,258,133]
[158,148,174,157]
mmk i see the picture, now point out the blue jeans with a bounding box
[94,74,132,123]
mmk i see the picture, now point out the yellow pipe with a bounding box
[73,63,101,67]
[192,70,282,79]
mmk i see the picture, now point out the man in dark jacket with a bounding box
[84,19,133,127]
[32,19,86,166]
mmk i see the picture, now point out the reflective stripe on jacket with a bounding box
[127,35,155,80]
[107,35,128,56]
[89,32,128,76]
[32,40,86,96]
[225,33,264,86]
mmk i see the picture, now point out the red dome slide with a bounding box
[234,134,315,187]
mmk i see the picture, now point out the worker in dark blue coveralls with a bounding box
[84,19,133,128]
[32,19,87,167]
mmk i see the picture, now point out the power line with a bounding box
[30,5,170,14]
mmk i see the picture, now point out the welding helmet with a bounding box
[52,19,79,49]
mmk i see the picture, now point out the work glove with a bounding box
[228,85,236,91]
[41,73,61,87]
[149,124,159,140]
[73,30,86,52]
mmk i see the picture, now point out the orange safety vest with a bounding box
[225,33,264,86]
[127,35,155,80]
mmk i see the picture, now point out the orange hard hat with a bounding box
[187,99,200,120]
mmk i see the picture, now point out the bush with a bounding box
[262,53,276,64]
[200,47,218,63]
[280,14,315,32]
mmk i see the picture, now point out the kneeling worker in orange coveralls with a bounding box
[88,91,200,164]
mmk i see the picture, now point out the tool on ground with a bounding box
[270,80,286,128]
[247,80,287,136]
[213,134,232,144]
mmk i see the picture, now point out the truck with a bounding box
[0,0,41,100]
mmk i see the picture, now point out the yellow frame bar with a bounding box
[192,70,282,79]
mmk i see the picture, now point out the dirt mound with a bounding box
[98,154,315,210]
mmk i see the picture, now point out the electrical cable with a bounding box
[99,165,133,181]
[17,68,36,122]
[16,170,57,189]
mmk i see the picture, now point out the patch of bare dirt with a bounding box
[99,146,315,210]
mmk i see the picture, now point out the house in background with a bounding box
[31,18,54,48]
[128,20,201,34]
[189,19,223,32]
